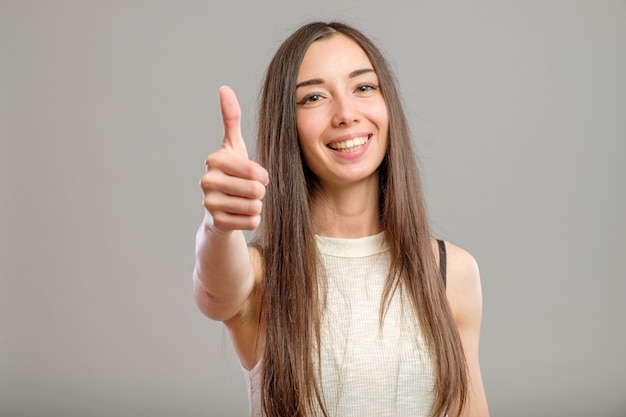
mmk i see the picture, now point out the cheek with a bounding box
[296,112,316,142]
[295,113,306,145]
[375,101,389,127]
[374,104,390,141]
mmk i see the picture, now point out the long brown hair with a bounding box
[255,21,468,417]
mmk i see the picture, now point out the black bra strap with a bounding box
[437,239,447,288]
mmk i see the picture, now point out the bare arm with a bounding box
[445,241,490,417]
[193,86,268,324]
[193,221,254,322]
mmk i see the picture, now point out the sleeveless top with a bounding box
[243,233,446,416]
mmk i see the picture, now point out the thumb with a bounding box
[219,86,249,159]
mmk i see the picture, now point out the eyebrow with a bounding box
[295,68,376,89]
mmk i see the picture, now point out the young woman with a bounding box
[195,21,489,417]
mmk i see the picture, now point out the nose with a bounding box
[331,94,361,127]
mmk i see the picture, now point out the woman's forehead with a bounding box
[297,34,374,81]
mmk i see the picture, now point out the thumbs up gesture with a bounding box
[201,86,269,234]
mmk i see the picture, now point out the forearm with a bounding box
[193,212,255,321]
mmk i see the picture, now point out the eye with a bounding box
[297,93,325,105]
[356,83,378,93]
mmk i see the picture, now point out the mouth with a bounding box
[327,135,370,153]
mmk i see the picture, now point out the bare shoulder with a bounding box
[445,241,480,289]
[433,240,489,416]
[440,241,483,327]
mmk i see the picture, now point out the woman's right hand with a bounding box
[200,86,269,234]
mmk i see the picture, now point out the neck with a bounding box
[310,175,381,238]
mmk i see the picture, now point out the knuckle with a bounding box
[203,195,216,211]
[203,193,226,215]
[204,152,217,169]
[211,217,228,232]
[205,150,228,170]
[200,178,218,195]
[199,174,212,190]
[200,171,225,193]
[211,212,234,233]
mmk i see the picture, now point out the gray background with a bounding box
[2,1,625,416]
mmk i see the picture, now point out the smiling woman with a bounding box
[194,21,489,417]
[295,34,388,195]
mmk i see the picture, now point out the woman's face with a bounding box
[295,34,389,189]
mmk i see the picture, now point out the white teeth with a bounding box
[328,136,368,152]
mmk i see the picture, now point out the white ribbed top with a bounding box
[243,233,436,416]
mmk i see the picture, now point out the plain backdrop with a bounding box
[2,1,625,416]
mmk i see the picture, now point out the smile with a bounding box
[327,136,370,153]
